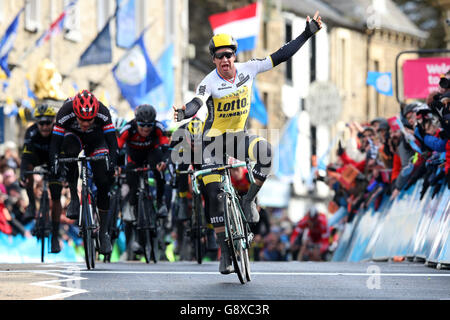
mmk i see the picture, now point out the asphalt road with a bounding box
[1,260,450,304]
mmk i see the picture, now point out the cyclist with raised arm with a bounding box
[118,104,169,220]
[174,12,322,274]
[19,104,63,253]
[49,90,119,255]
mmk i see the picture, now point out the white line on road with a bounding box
[2,270,450,277]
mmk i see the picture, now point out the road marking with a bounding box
[2,270,450,277]
[30,271,88,300]
[28,264,89,300]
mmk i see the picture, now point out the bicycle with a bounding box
[192,158,254,284]
[24,165,52,263]
[126,165,162,264]
[177,167,208,264]
[104,171,126,263]
[58,154,109,270]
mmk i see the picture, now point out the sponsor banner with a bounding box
[403,57,450,99]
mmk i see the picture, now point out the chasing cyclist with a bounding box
[19,104,63,253]
[170,116,218,257]
[49,90,119,255]
[174,12,322,274]
[117,104,169,219]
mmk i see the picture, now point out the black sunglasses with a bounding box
[38,120,52,126]
[214,51,234,60]
[137,121,154,128]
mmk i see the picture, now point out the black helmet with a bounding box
[402,102,421,117]
[135,104,156,124]
[209,34,238,56]
[371,117,389,131]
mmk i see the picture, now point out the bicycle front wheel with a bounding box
[224,194,249,284]
[82,197,96,270]
[38,190,50,263]
[193,194,203,264]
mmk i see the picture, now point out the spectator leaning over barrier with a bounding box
[390,103,421,199]
[344,122,366,162]
[428,71,450,189]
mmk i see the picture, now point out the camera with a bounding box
[440,76,449,89]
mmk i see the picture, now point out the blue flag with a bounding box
[116,0,136,49]
[145,44,174,118]
[78,21,112,67]
[366,71,393,96]
[0,8,24,77]
[113,34,162,110]
[250,82,268,125]
[274,114,299,180]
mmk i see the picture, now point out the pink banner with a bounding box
[402,57,450,99]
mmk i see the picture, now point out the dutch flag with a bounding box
[208,2,261,53]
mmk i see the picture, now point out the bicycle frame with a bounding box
[127,166,160,263]
[192,159,254,283]
[24,167,51,262]
[59,154,108,269]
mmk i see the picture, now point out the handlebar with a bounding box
[57,154,109,163]
[192,162,247,180]
[123,165,158,173]
[23,169,49,176]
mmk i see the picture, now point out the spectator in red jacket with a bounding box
[290,205,328,261]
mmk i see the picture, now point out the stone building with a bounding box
[0,0,188,144]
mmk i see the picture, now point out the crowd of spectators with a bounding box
[0,140,81,251]
[319,71,450,235]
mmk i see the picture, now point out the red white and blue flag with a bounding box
[208,2,261,53]
[35,0,78,47]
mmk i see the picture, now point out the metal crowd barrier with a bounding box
[332,179,450,269]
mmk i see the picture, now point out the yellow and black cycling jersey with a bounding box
[193,58,273,137]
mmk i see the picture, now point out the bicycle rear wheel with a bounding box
[224,195,249,284]
[105,190,120,263]
[193,194,203,264]
[150,222,160,264]
[137,192,152,264]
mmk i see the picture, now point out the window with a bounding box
[285,21,292,82]
[263,21,268,50]
[64,0,81,42]
[165,0,175,45]
[97,0,114,31]
[25,0,41,32]
[374,60,381,116]
[135,0,148,36]
[0,0,4,23]
[339,37,346,91]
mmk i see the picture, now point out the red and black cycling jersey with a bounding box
[118,120,168,151]
[49,98,119,166]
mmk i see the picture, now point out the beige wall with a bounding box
[329,27,421,126]
[0,0,187,123]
